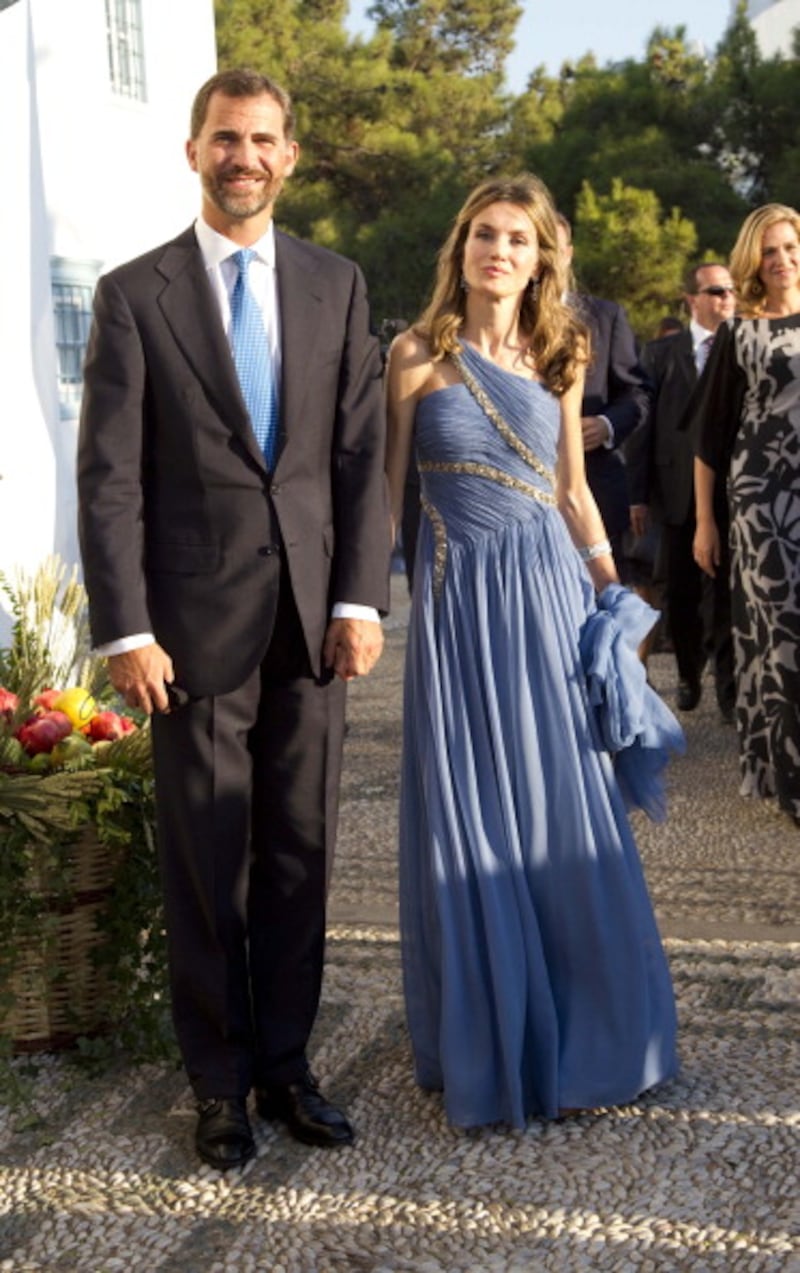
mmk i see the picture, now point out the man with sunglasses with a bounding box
[632,263,736,720]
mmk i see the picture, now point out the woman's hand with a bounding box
[693,518,721,578]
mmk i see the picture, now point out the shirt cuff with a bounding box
[600,415,615,449]
[94,632,155,657]
[332,603,381,623]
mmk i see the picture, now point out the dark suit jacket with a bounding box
[78,225,389,697]
[574,294,650,538]
[636,330,697,524]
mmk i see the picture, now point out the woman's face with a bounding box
[757,219,800,303]
[462,202,540,302]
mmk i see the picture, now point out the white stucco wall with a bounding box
[1,0,216,643]
[34,0,216,269]
[747,0,800,55]
[0,0,60,605]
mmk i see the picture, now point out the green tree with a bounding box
[504,59,580,158]
[216,0,522,323]
[513,34,746,259]
[213,1,799,327]
[707,1,800,207]
[368,0,521,77]
[573,179,697,338]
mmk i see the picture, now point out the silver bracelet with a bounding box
[578,539,612,562]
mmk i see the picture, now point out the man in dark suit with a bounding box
[555,215,650,565]
[77,69,389,1169]
[636,262,735,717]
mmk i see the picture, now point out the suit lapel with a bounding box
[672,331,699,429]
[675,330,697,387]
[275,231,326,450]
[156,227,267,471]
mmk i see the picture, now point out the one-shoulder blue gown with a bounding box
[399,343,683,1129]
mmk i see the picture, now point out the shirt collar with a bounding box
[194,216,276,270]
[689,318,715,351]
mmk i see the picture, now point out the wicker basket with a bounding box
[4,829,120,1053]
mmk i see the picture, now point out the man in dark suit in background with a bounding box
[78,69,389,1169]
[555,214,650,566]
[634,262,735,717]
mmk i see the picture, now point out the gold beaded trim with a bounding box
[419,461,557,506]
[419,464,557,598]
[450,349,556,490]
[420,494,448,599]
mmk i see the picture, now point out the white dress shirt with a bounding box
[196,216,282,386]
[690,319,716,375]
[95,216,378,657]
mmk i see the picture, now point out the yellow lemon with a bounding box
[53,686,97,727]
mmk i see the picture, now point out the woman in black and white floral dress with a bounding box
[691,203,800,826]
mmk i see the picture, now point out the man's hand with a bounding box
[629,504,649,538]
[106,643,175,715]
[581,416,611,452]
[322,618,384,682]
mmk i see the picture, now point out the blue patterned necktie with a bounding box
[230,248,278,468]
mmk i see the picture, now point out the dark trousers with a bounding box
[151,572,346,1100]
[661,514,735,712]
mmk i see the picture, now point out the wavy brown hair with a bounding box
[415,174,588,395]
[729,203,800,316]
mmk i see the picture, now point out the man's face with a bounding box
[685,265,735,333]
[186,91,299,233]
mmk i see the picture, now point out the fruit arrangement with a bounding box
[0,682,139,770]
[0,558,167,1062]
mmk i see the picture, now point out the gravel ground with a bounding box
[1,577,798,1272]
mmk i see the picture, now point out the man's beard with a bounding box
[203,168,283,220]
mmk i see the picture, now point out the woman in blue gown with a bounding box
[385,174,684,1129]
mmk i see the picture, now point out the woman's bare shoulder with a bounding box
[389,326,433,368]
[388,329,461,400]
[386,328,439,398]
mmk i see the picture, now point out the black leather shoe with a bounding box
[676,679,702,711]
[256,1071,354,1148]
[196,1097,255,1170]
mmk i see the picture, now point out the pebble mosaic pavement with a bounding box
[1,579,798,1272]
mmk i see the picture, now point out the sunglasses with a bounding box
[696,286,735,297]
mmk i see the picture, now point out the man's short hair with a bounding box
[682,261,728,295]
[190,68,295,140]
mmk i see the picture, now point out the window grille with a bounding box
[105,0,146,101]
[51,260,101,416]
